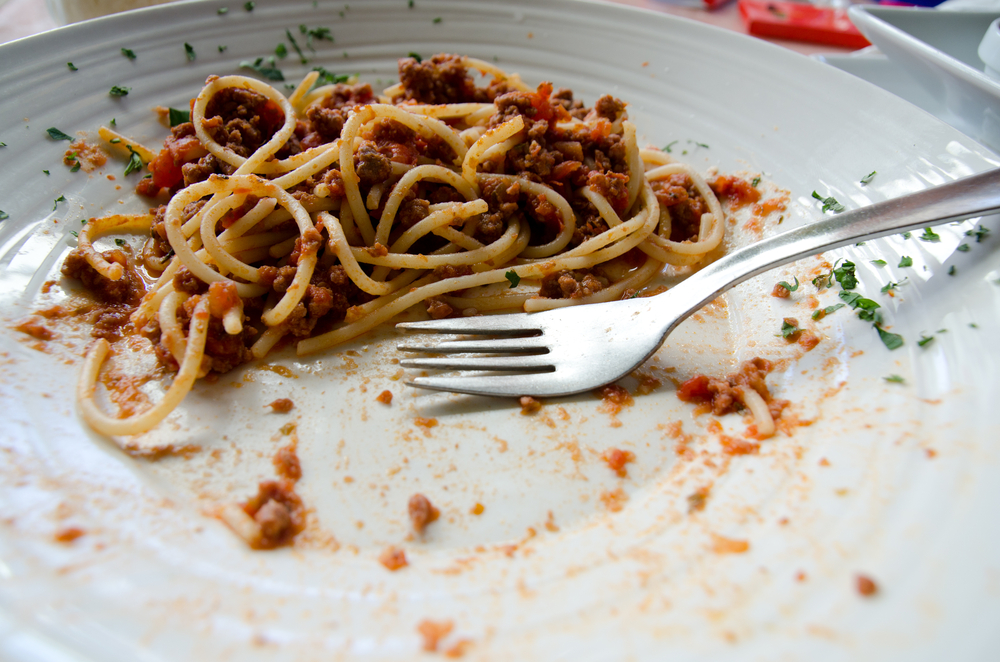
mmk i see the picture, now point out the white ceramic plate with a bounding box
[2,1,1000,660]
[848,6,1000,153]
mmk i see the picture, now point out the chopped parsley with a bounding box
[312,66,352,85]
[898,256,913,268]
[917,334,934,347]
[123,145,144,176]
[46,127,73,141]
[67,62,78,71]
[239,57,285,81]
[121,47,136,60]
[780,319,801,339]
[811,190,845,213]
[970,323,979,329]
[966,225,990,243]
[109,85,131,97]
[244,1,255,10]
[285,29,308,63]
[505,270,520,288]
[777,276,799,292]
[109,137,121,144]
[52,195,66,211]
[751,176,761,187]
[218,7,229,14]
[184,42,196,61]
[0,210,8,221]
[884,374,904,383]
[918,227,940,242]
[218,45,228,53]
[110,118,116,126]
[432,16,442,23]
[956,243,970,252]
[880,279,906,294]
[839,291,881,322]
[689,140,709,149]
[43,169,50,175]
[861,170,876,185]
[409,0,414,5]
[70,161,81,173]
[870,259,887,267]
[114,238,126,247]
[833,260,858,290]
[811,303,844,320]
[875,324,904,350]
[902,231,911,239]
[275,42,288,58]
[408,52,423,62]
[948,265,957,276]
[168,107,190,126]
[299,25,334,50]
[663,140,678,153]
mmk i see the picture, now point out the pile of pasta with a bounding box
[74,55,726,437]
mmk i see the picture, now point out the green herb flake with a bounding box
[751,176,761,187]
[880,279,906,294]
[965,225,990,243]
[917,335,934,347]
[898,256,913,268]
[218,45,228,53]
[870,259,887,267]
[505,270,520,288]
[168,108,190,127]
[833,260,857,290]
[432,16,442,23]
[218,7,229,14]
[43,169,50,175]
[184,42,196,61]
[244,1,254,10]
[110,118,116,126]
[948,265,957,276]
[0,210,8,221]
[861,170,876,185]
[811,303,845,320]
[811,190,845,213]
[239,57,285,81]
[919,227,940,242]
[780,319,801,339]
[70,161,81,173]
[114,238,126,247]
[902,231,911,239]
[67,62,78,71]
[663,140,678,153]
[956,243,970,252]
[275,42,288,58]
[52,195,66,211]
[123,145,144,176]
[0,142,5,147]
[408,51,423,63]
[109,138,121,144]
[875,324,904,350]
[777,276,799,292]
[409,0,414,6]
[299,25,334,51]
[312,66,352,85]
[285,29,308,64]
[109,85,131,97]
[970,323,979,329]
[121,47,136,60]
[884,374,904,383]
[46,127,74,141]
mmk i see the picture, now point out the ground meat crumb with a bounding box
[54,526,85,543]
[687,486,711,513]
[676,358,777,418]
[379,545,408,571]
[857,574,878,596]
[408,493,440,535]
[267,398,294,413]
[243,480,304,550]
[273,442,302,481]
[601,448,636,477]
[417,619,454,653]
[798,330,820,351]
[519,395,541,414]
[376,390,393,404]
[425,298,453,319]
[720,435,760,456]
[771,282,791,298]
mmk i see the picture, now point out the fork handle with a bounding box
[655,168,1000,322]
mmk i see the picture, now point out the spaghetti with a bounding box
[64,54,731,437]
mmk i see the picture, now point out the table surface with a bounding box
[0,0,855,56]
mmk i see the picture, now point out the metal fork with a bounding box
[397,168,1000,397]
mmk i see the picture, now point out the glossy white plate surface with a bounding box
[2,1,1000,660]
[849,6,1000,152]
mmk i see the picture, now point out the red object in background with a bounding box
[738,0,871,48]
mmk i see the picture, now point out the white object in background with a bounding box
[979,17,1000,79]
[44,0,177,25]
[849,6,1000,153]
